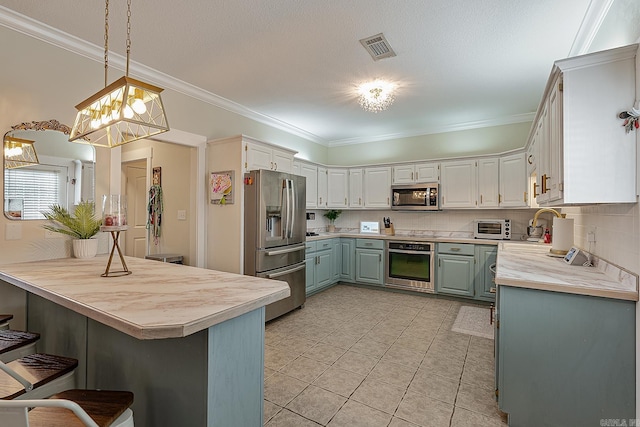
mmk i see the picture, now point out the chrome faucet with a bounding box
[532,208,565,227]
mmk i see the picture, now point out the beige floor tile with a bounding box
[450,406,508,426]
[327,399,392,427]
[381,343,426,369]
[394,336,432,353]
[333,350,379,376]
[461,359,495,390]
[363,329,400,345]
[280,356,331,383]
[265,408,322,427]
[349,335,392,359]
[455,382,504,419]
[350,378,406,414]
[366,359,418,389]
[321,331,362,349]
[408,369,459,404]
[264,399,282,424]
[313,365,365,397]
[264,372,309,407]
[265,345,301,370]
[389,417,421,427]
[420,354,465,381]
[395,390,454,427]
[278,336,317,354]
[265,329,286,346]
[265,366,276,380]
[303,343,347,365]
[286,385,347,425]
[427,343,467,362]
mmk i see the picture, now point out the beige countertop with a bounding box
[0,256,290,340]
[495,242,638,301]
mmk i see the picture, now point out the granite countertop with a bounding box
[306,230,501,245]
[495,242,638,301]
[0,256,290,340]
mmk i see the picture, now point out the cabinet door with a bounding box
[349,168,364,208]
[415,162,439,183]
[440,160,477,208]
[436,254,474,297]
[305,253,316,294]
[315,249,333,288]
[535,103,550,204]
[355,249,384,286]
[317,166,328,208]
[477,158,499,208]
[300,163,318,209]
[364,166,392,208]
[392,165,415,184]
[327,168,348,208]
[474,245,497,301]
[499,153,527,207]
[332,239,342,282]
[546,76,563,202]
[339,239,355,282]
[292,161,301,175]
[272,149,293,173]
[244,142,273,172]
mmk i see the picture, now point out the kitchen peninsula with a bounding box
[0,256,290,426]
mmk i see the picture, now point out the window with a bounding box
[4,165,68,220]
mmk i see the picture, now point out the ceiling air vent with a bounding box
[359,33,396,61]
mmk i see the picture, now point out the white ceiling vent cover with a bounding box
[359,33,397,61]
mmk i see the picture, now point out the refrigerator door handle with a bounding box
[264,244,305,256]
[265,263,306,279]
[288,179,295,238]
[281,181,288,239]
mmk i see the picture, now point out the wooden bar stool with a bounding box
[0,353,78,400]
[0,314,13,330]
[0,330,40,363]
[0,389,134,427]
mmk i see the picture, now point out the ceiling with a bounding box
[0,0,636,146]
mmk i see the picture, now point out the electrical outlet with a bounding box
[587,231,596,243]
[177,210,187,220]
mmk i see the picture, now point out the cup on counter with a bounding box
[102,194,127,227]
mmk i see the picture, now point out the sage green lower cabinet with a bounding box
[332,239,342,282]
[496,285,635,426]
[474,245,497,301]
[435,243,475,297]
[305,238,339,296]
[355,239,384,286]
[339,238,356,282]
[305,241,316,294]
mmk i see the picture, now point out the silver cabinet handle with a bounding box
[265,244,305,256]
[266,263,306,279]
[379,253,382,262]
[450,247,461,251]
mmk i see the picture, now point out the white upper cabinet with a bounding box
[392,162,439,184]
[349,168,364,208]
[298,162,318,209]
[499,152,527,207]
[244,140,295,173]
[364,166,392,208]
[477,158,499,208]
[317,166,328,208]
[327,168,348,208]
[532,44,637,205]
[440,160,477,208]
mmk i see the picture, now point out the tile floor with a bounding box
[263,284,508,427]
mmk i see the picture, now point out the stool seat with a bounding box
[0,354,78,399]
[28,390,134,427]
[0,330,40,354]
[0,315,13,330]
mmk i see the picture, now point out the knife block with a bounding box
[384,224,395,236]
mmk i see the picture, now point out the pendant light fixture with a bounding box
[69,0,169,147]
[4,136,39,169]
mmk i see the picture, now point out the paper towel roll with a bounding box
[552,217,574,255]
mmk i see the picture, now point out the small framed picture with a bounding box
[210,171,234,205]
[360,221,380,234]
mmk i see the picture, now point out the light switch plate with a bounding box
[177,210,187,220]
[5,223,22,240]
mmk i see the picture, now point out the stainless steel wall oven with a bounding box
[385,241,434,293]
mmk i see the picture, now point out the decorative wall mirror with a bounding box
[3,120,95,220]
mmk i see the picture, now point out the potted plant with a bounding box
[323,209,342,233]
[42,201,102,259]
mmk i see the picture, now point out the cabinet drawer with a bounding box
[356,239,384,250]
[305,241,316,253]
[438,242,474,256]
[316,240,333,251]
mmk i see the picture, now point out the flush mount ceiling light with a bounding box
[69,0,169,148]
[357,80,396,113]
[4,136,39,169]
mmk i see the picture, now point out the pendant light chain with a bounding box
[126,0,131,77]
[104,0,109,87]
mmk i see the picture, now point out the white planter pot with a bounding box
[327,224,336,233]
[73,239,98,259]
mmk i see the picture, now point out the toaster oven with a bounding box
[473,219,511,240]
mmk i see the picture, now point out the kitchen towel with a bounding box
[451,306,494,339]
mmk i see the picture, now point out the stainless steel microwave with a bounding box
[474,219,511,240]
[391,184,439,211]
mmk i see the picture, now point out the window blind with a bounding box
[4,165,67,220]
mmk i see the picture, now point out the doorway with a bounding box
[123,160,148,258]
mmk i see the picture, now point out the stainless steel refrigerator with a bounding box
[244,169,306,321]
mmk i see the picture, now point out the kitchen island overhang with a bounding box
[0,256,290,426]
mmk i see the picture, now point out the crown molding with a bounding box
[327,112,536,147]
[568,0,614,56]
[0,6,326,145]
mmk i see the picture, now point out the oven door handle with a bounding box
[266,263,306,279]
[265,244,305,256]
[388,249,432,255]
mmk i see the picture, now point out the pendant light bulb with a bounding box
[124,104,134,119]
[131,98,146,115]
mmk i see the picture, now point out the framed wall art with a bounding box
[209,170,234,205]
